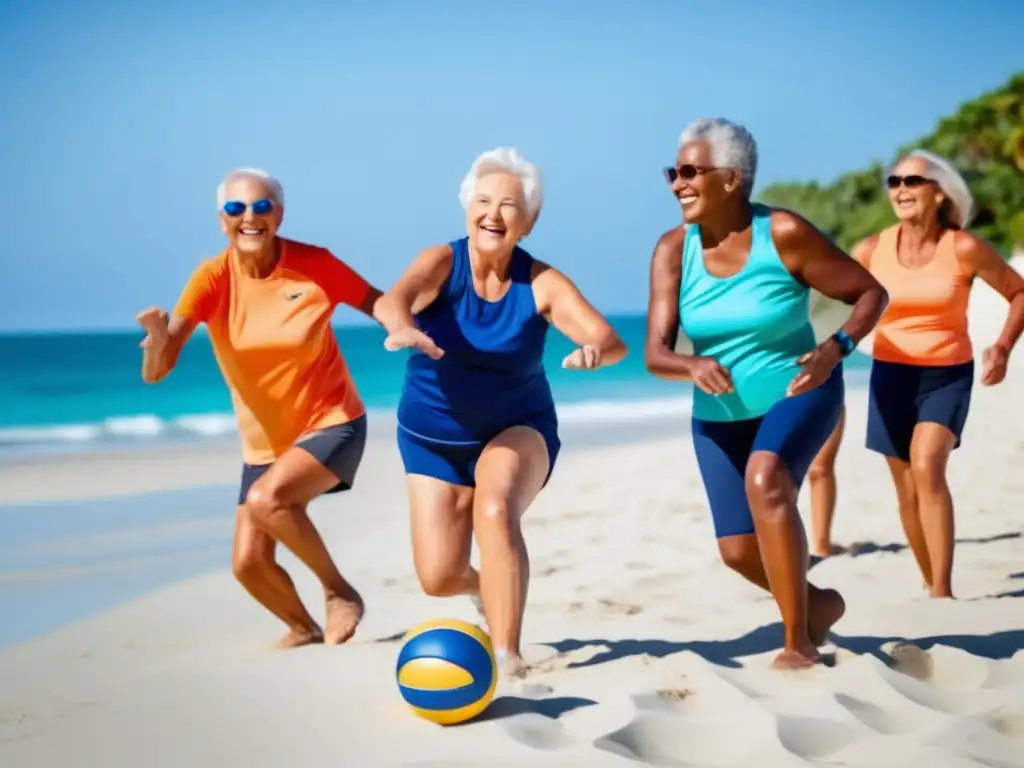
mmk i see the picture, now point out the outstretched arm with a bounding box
[138,310,199,384]
[373,245,453,334]
[532,263,626,369]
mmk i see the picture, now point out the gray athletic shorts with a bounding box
[237,414,368,504]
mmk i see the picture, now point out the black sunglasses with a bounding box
[222,198,275,217]
[663,164,720,184]
[886,175,934,190]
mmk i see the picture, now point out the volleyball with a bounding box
[395,618,498,725]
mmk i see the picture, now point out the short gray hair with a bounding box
[458,148,544,220]
[216,168,285,209]
[678,118,759,197]
[889,149,975,228]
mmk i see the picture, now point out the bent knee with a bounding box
[745,454,795,518]
[475,496,513,529]
[244,482,288,525]
[718,537,757,572]
[233,545,273,583]
[417,568,464,598]
[806,461,833,485]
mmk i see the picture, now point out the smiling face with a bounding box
[465,172,534,257]
[887,157,944,225]
[219,176,283,254]
[667,140,741,224]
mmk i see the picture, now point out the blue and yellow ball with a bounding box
[395,618,497,725]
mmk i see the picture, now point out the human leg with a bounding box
[232,498,323,648]
[243,418,368,644]
[472,426,552,677]
[807,406,846,559]
[909,423,958,598]
[396,425,487,623]
[746,366,845,669]
[406,474,478,597]
[692,414,843,651]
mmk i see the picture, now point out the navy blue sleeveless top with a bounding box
[397,237,556,443]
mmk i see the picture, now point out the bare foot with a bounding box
[275,626,323,649]
[808,588,846,646]
[772,645,822,670]
[499,655,532,679]
[324,589,364,645]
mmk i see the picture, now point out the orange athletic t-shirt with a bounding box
[173,238,371,465]
[862,225,974,367]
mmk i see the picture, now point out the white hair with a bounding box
[458,148,544,220]
[890,149,975,228]
[678,117,759,197]
[216,168,285,209]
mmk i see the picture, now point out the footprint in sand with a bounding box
[535,564,565,578]
[597,598,644,617]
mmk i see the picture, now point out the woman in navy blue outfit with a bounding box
[375,148,627,677]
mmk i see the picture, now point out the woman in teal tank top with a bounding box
[645,118,889,670]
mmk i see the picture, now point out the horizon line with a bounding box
[0,311,650,337]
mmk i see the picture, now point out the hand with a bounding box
[136,307,169,349]
[787,340,841,397]
[383,326,444,359]
[980,343,1009,386]
[689,356,734,395]
[561,345,601,370]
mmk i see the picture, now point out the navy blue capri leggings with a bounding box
[692,365,845,539]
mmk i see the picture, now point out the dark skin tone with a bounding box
[645,138,889,669]
[851,169,1024,598]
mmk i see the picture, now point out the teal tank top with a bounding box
[679,204,817,422]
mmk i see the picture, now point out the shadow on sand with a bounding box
[543,624,1024,672]
[809,531,1021,569]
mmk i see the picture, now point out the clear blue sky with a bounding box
[2,0,1020,332]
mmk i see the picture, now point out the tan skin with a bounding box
[375,171,627,677]
[645,138,890,669]
[806,407,846,559]
[137,176,383,648]
[853,155,1024,599]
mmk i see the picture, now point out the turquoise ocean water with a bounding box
[0,314,871,455]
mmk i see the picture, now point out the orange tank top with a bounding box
[866,225,973,366]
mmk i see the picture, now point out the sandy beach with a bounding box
[2,268,1023,767]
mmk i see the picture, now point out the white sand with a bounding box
[2,276,1023,767]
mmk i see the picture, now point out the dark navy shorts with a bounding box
[866,359,973,462]
[396,417,561,489]
[691,365,845,539]
[237,414,368,505]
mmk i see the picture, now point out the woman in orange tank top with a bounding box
[853,150,1024,599]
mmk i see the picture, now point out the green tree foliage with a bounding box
[757,73,1024,255]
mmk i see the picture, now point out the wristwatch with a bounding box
[830,329,856,357]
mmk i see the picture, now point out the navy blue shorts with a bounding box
[238,415,368,505]
[691,365,845,539]
[396,418,561,489]
[866,359,973,462]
